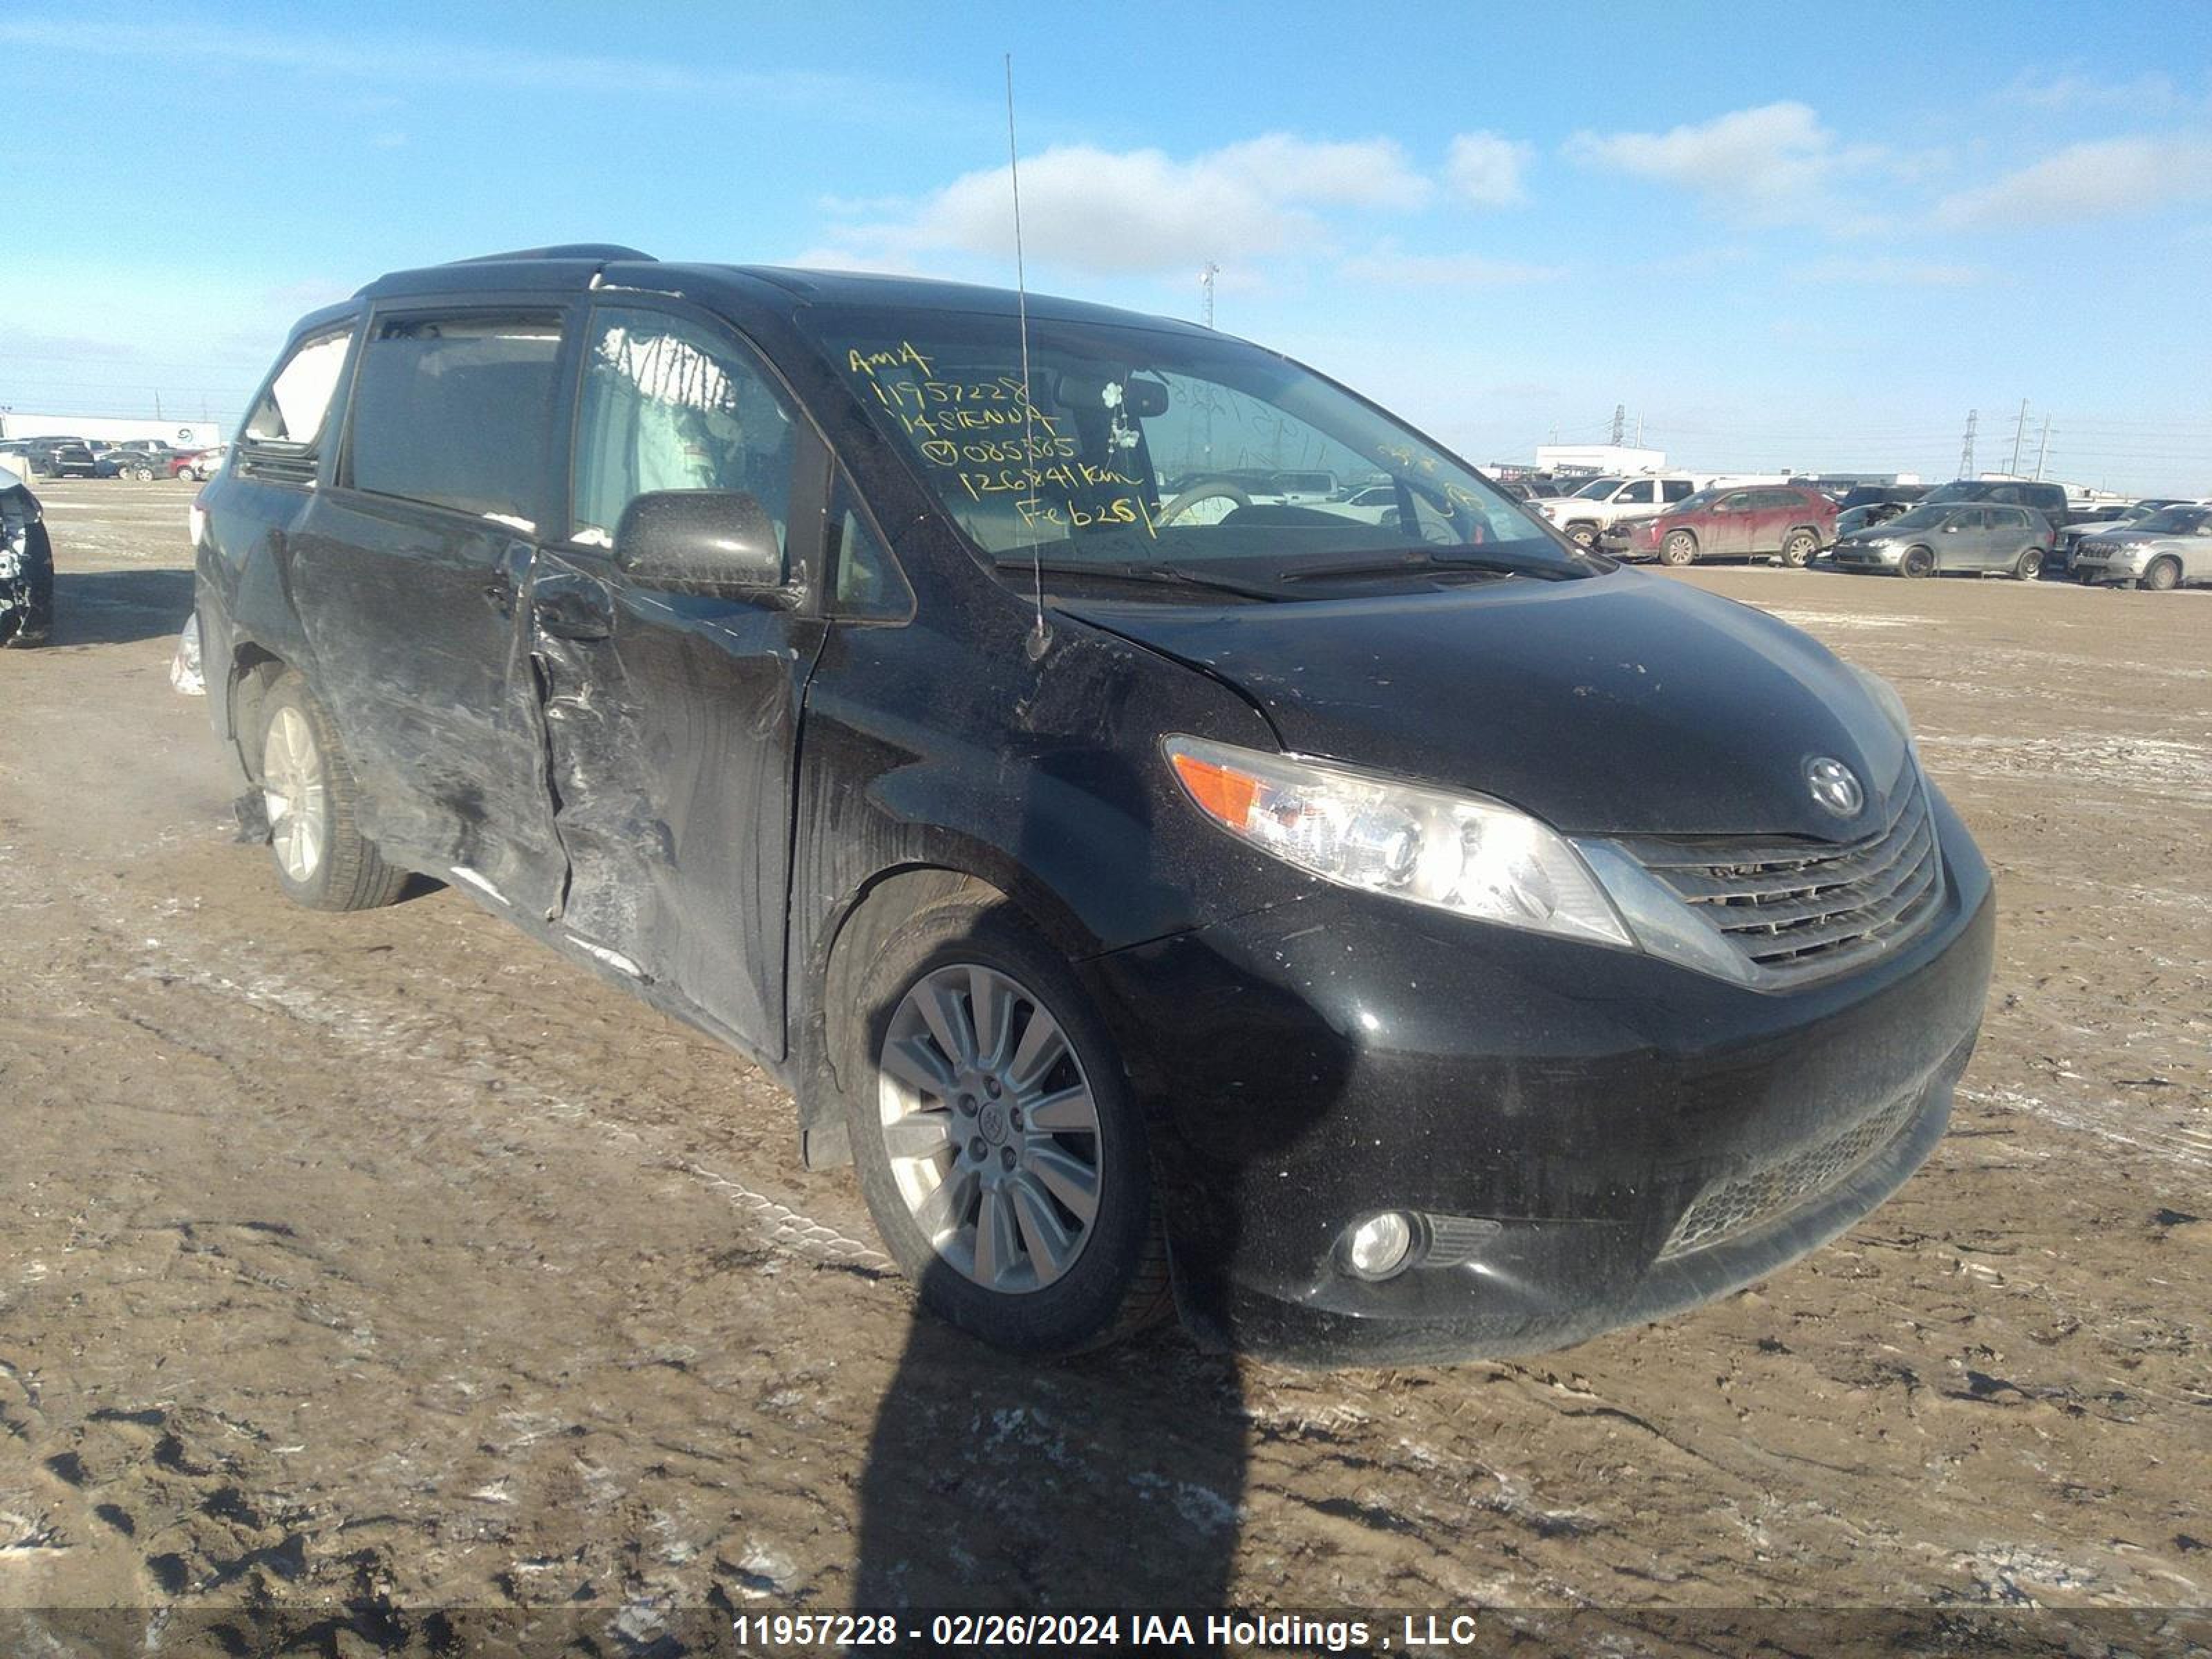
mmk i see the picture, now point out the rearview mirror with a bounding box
[1123,376,1170,418]
[615,489,787,597]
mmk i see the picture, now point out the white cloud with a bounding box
[2000,70,2184,113]
[1338,250,1560,287]
[1445,132,1533,207]
[1790,256,1984,286]
[810,135,1430,277]
[1565,102,1886,230]
[1936,134,2212,227]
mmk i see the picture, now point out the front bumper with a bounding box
[2070,557,2140,585]
[1830,543,1904,572]
[1089,784,1994,1365]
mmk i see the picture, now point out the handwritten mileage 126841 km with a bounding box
[845,340,1161,540]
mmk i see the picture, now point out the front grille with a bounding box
[1621,776,1942,987]
[1660,1087,1920,1259]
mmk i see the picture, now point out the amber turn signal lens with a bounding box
[1170,749,1259,829]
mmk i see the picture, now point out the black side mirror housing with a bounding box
[614,489,787,597]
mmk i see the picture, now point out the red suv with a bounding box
[1605,485,1837,568]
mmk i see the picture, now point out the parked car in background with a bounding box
[2050,500,2182,573]
[1538,474,1702,547]
[1919,478,2094,535]
[11,437,100,478]
[1839,485,1928,513]
[1835,500,1917,538]
[2070,504,2212,591]
[194,247,1993,1364]
[41,440,99,478]
[1,458,55,646]
[1606,484,1836,567]
[1313,484,1403,526]
[97,441,179,480]
[1829,503,2052,579]
[167,445,228,480]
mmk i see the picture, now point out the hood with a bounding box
[1064,570,1910,838]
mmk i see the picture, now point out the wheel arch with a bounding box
[796,857,1095,1170]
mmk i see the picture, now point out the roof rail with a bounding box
[448,244,655,265]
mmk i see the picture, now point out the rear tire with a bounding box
[1658,529,1698,567]
[256,673,409,911]
[1900,546,1935,579]
[2143,556,2181,592]
[844,899,1171,1356]
[2013,547,2043,581]
[1781,528,1819,568]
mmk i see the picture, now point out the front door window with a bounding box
[572,306,800,554]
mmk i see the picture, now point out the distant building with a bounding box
[1533,444,1667,476]
[0,413,227,449]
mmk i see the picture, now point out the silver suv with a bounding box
[2071,504,2212,591]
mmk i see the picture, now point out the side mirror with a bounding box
[614,489,788,597]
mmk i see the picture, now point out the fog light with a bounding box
[1344,1212,1415,1280]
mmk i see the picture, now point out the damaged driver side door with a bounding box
[523,299,829,1060]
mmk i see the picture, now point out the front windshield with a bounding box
[1572,476,1623,500]
[809,308,1586,586]
[2136,507,2212,534]
[1674,487,1723,512]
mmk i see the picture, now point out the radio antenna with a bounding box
[1005,53,1049,659]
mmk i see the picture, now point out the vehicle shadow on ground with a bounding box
[47,569,194,647]
[850,919,1358,1629]
[852,1314,1251,1618]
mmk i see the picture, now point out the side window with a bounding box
[827,478,914,621]
[1661,479,1693,503]
[346,312,562,523]
[245,327,352,447]
[1718,491,1750,512]
[1617,479,1656,504]
[572,306,798,558]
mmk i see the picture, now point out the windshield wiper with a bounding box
[993,556,1286,601]
[1277,551,1576,585]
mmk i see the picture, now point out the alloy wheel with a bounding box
[877,962,1103,1293]
[261,706,329,883]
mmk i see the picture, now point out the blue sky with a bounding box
[6,1,2211,491]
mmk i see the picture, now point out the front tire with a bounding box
[1566,521,1599,550]
[1781,528,1819,568]
[257,674,409,911]
[2143,556,2181,592]
[1900,545,1935,579]
[1658,529,1697,566]
[845,900,1170,1355]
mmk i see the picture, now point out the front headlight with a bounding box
[1163,735,1633,948]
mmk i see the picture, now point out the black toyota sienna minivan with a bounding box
[195,245,1994,1365]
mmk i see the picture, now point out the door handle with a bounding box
[532,577,613,643]
[482,577,513,615]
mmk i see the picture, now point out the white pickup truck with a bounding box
[1537,475,1705,548]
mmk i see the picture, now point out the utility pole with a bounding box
[1960,409,1977,478]
[2009,397,2030,476]
[153,391,163,420]
[1199,261,1218,329]
[1610,404,1625,446]
[1633,413,1644,447]
[2034,415,2052,480]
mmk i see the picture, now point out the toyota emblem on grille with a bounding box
[1806,756,1864,817]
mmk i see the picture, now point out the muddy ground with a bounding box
[1,480,2207,1650]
